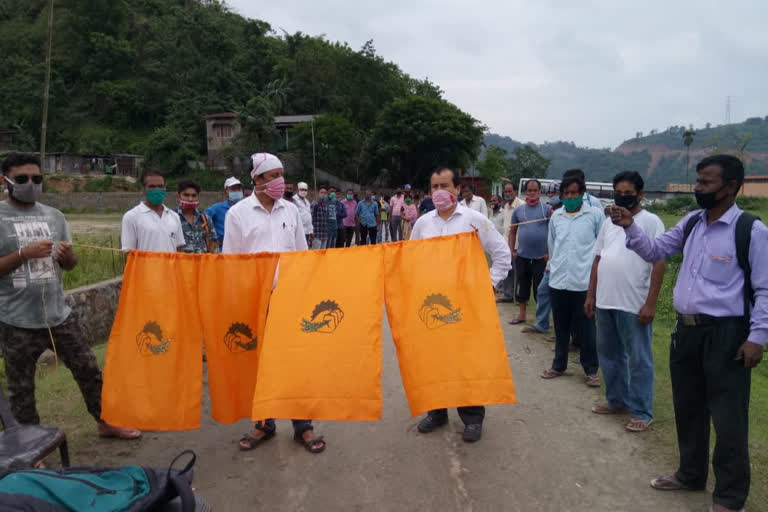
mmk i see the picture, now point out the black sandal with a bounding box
[293,431,326,454]
[238,430,275,451]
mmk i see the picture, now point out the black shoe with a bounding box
[417,415,448,433]
[462,424,482,443]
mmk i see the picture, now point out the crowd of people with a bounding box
[1,149,765,511]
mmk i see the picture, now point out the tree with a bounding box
[290,114,364,182]
[682,128,695,184]
[476,145,508,182]
[506,144,551,186]
[233,94,279,154]
[364,96,485,187]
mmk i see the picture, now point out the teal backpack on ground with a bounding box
[0,450,198,512]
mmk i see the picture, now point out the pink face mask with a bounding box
[432,189,456,211]
[259,176,286,200]
[179,200,199,210]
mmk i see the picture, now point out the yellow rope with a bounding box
[41,271,59,370]
[71,243,124,252]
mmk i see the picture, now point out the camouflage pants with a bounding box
[0,313,102,425]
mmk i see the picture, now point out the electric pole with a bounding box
[40,0,55,173]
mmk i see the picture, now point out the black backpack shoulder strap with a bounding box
[735,212,759,317]
[682,210,703,249]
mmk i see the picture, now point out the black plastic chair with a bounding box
[0,384,69,469]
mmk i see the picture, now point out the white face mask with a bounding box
[298,190,308,198]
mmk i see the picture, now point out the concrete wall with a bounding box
[65,278,122,347]
[41,191,227,211]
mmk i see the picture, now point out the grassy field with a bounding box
[650,200,768,511]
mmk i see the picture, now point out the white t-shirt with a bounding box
[222,194,307,254]
[121,202,185,252]
[594,209,664,314]
[460,195,488,217]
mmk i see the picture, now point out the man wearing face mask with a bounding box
[311,187,329,249]
[205,177,244,249]
[223,153,326,455]
[355,189,379,245]
[341,189,358,248]
[497,182,525,304]
[121,169,185,252]
[410,166,511,443]
[175,179,218,253]
[0,153,141,440]
[611,155,768,512]
[389,188,406,242]
[402,195,419,240]
[584,171,664,433]
[292,181,313,247]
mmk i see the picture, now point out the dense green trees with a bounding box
[0,0,474,185]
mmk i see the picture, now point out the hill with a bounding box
[487,116,768,189]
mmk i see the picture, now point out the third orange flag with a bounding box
[252,245,384,421]
[384,233,516,416]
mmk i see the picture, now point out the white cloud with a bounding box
[227,0,768,148]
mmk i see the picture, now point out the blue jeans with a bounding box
[533,271,551,333]
[326,228,337,249]
[596,308,654,421]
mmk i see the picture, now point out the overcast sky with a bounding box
[229,1,768,149]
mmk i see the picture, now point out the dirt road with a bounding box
[81,306,707,511]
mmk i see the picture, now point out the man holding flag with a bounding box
[409,166,511,442]
[223,152,326,454]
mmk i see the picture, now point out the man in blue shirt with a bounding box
[542,175,605,387]
[355,189,380,245]
[204,177,243,248]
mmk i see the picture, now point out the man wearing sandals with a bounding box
[584,171,664,433]
[0,153,140,441]
[223,152,326,455]
[611,155,767,512]
[540,175,604,386]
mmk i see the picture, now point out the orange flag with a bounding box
[197,253,278,424]
[102,252,203,430]
[384,233,516,416]
[251,246,384,421]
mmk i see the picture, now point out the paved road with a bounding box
[94,306,707,511]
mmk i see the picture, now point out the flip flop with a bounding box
[508,318,526,325]
[541,368,565,379]
[626,418,653,432]
[521,326,542,334]
[650,474,691,491]
[591,403,628,414]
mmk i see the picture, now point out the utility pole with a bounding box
[725,96,731,125]
[40,0,55,173]
[311,119,317,194]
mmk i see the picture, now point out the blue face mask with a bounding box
[228,190,244,203]
[347,194,354,200]
[319,194,327,200]
[365,194,372,201]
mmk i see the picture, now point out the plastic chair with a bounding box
[0,384,69,469]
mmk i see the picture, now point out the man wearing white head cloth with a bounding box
[223,153,327,454]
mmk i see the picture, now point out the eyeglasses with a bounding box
[10,174,44,185]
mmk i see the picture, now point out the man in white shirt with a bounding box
[121,169,185,252]
[223,153,325,455]
[498,181,525,303]
[292,181,313,247]
[584,171,665,433]
[459,183,488,217]
[411,167,511,443]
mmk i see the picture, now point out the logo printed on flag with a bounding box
[223,322,258,352]
[135,321,172,356]
[418,293,462,329]
[300,300,344,333]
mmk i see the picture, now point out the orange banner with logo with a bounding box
[251,246,384,421]
[384,233,516,416]
[198,253,278,424]
[101,252,203,430]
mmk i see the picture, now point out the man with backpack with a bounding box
[610,154,767,512]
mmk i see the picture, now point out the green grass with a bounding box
[650,203,768,511]
[0,345,108,453]
[64,233,125,290]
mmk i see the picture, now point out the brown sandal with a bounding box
[591,403,628,414]
[626,418,653,432]
[541,368,565,379]
[650,474,691,491]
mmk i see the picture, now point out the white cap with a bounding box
[404,184,412,190]
[250,153,283,178]
[224,177,241,189]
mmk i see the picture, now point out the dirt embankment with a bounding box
[44,175,137,194]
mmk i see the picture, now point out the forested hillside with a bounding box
[0,0,483,187]
[486,116,768,189]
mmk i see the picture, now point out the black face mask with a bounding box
[695,185,726,210]
[284,191,294,200]
[614,194,638,210]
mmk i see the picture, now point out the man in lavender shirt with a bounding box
[611,154,767,512]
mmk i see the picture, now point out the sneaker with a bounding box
[417,415,448,433]
[462,424,482,443]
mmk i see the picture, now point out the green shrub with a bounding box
[84,176,113,192]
